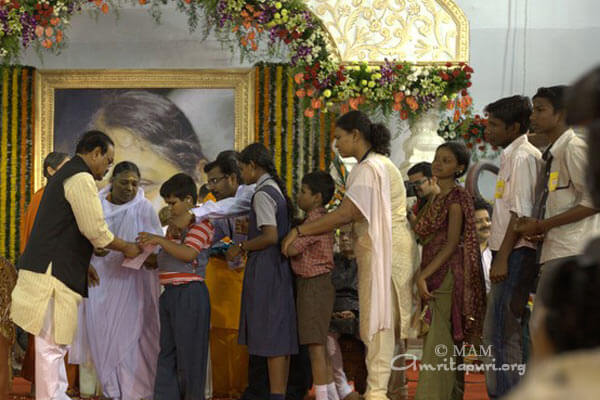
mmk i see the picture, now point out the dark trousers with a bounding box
[483,248,538,399]
[154,282,211,400]
[241,345,312,400]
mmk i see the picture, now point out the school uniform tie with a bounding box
[532,148,553,263]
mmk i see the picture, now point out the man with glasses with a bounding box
[194,151,312,400]
[407,162,439,215]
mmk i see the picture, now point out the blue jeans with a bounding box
[483,248,538,399]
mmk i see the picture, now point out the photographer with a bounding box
[406,162,439,225]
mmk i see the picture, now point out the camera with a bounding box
[404,180,417,198]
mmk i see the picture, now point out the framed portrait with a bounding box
[35,69,255,208]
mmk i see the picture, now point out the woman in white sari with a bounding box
[282,111,418,400]
[71,161,162,400]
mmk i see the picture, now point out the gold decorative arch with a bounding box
[303,0,469,63]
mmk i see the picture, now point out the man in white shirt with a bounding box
[516,86,600,268]
[473,198,492,294]
[481,96,542,399]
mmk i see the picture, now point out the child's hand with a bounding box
[138,232,163,247]
[226,244,243,261]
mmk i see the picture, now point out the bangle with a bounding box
[296,226,302,236]
[238,242,247,252]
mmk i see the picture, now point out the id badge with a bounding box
[548,171,559,192]
[495,179,505,199]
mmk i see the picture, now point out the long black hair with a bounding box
[336,111,391,156]
[239,143,294,224]
[95,91,204,179]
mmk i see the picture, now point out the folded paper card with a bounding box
[122,244,157,270]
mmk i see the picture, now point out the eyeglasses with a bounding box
[207,175,227,186]
[412,178,429,187]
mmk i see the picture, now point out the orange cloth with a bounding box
[19,187,45,254]
[209,328,248,398]
[205,254,247,395]
[204,256,244,330]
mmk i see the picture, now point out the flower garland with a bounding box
[0,65,35,263]
[438,114,501,161]
[0,0,106,61]
[2,0,475,122]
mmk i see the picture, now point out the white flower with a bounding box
[405,89,411,95]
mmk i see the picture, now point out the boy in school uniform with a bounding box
[481,95,541,398]
[138,173,214,400]
[286,171,337,400]
[516,86,600,276]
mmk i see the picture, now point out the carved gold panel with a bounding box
[304,0,469,63]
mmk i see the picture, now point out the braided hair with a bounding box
[239,143,294,224]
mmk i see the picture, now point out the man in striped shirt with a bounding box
[138,173,214,400]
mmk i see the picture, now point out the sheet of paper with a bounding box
[122,245,157,270]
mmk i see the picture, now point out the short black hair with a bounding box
[438,141,470,178]
[407,162,432,178]
[302,170,335,206]
[204,150,241,181]
[484,95,532,134]
[75,130,114,155]
[533,86,568,112]
[111,161,140,179]
[198,184,211,200]
[473,196,492,216]
[42,151,69,179]
[160,173,198,205]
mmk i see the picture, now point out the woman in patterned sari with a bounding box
[412,141,486,400]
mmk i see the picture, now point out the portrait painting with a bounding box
[35,69,254,209]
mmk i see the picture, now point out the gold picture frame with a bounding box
[34,69,255,191]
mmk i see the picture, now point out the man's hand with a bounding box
[514,217,543,237]
[93,248,109,257]
[122,242,142,259]
[144,253,158,270]
[88,265,100,287]
[281,229,298,257]
[490,256,509,283]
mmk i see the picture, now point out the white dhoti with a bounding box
[35,298,72,400]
